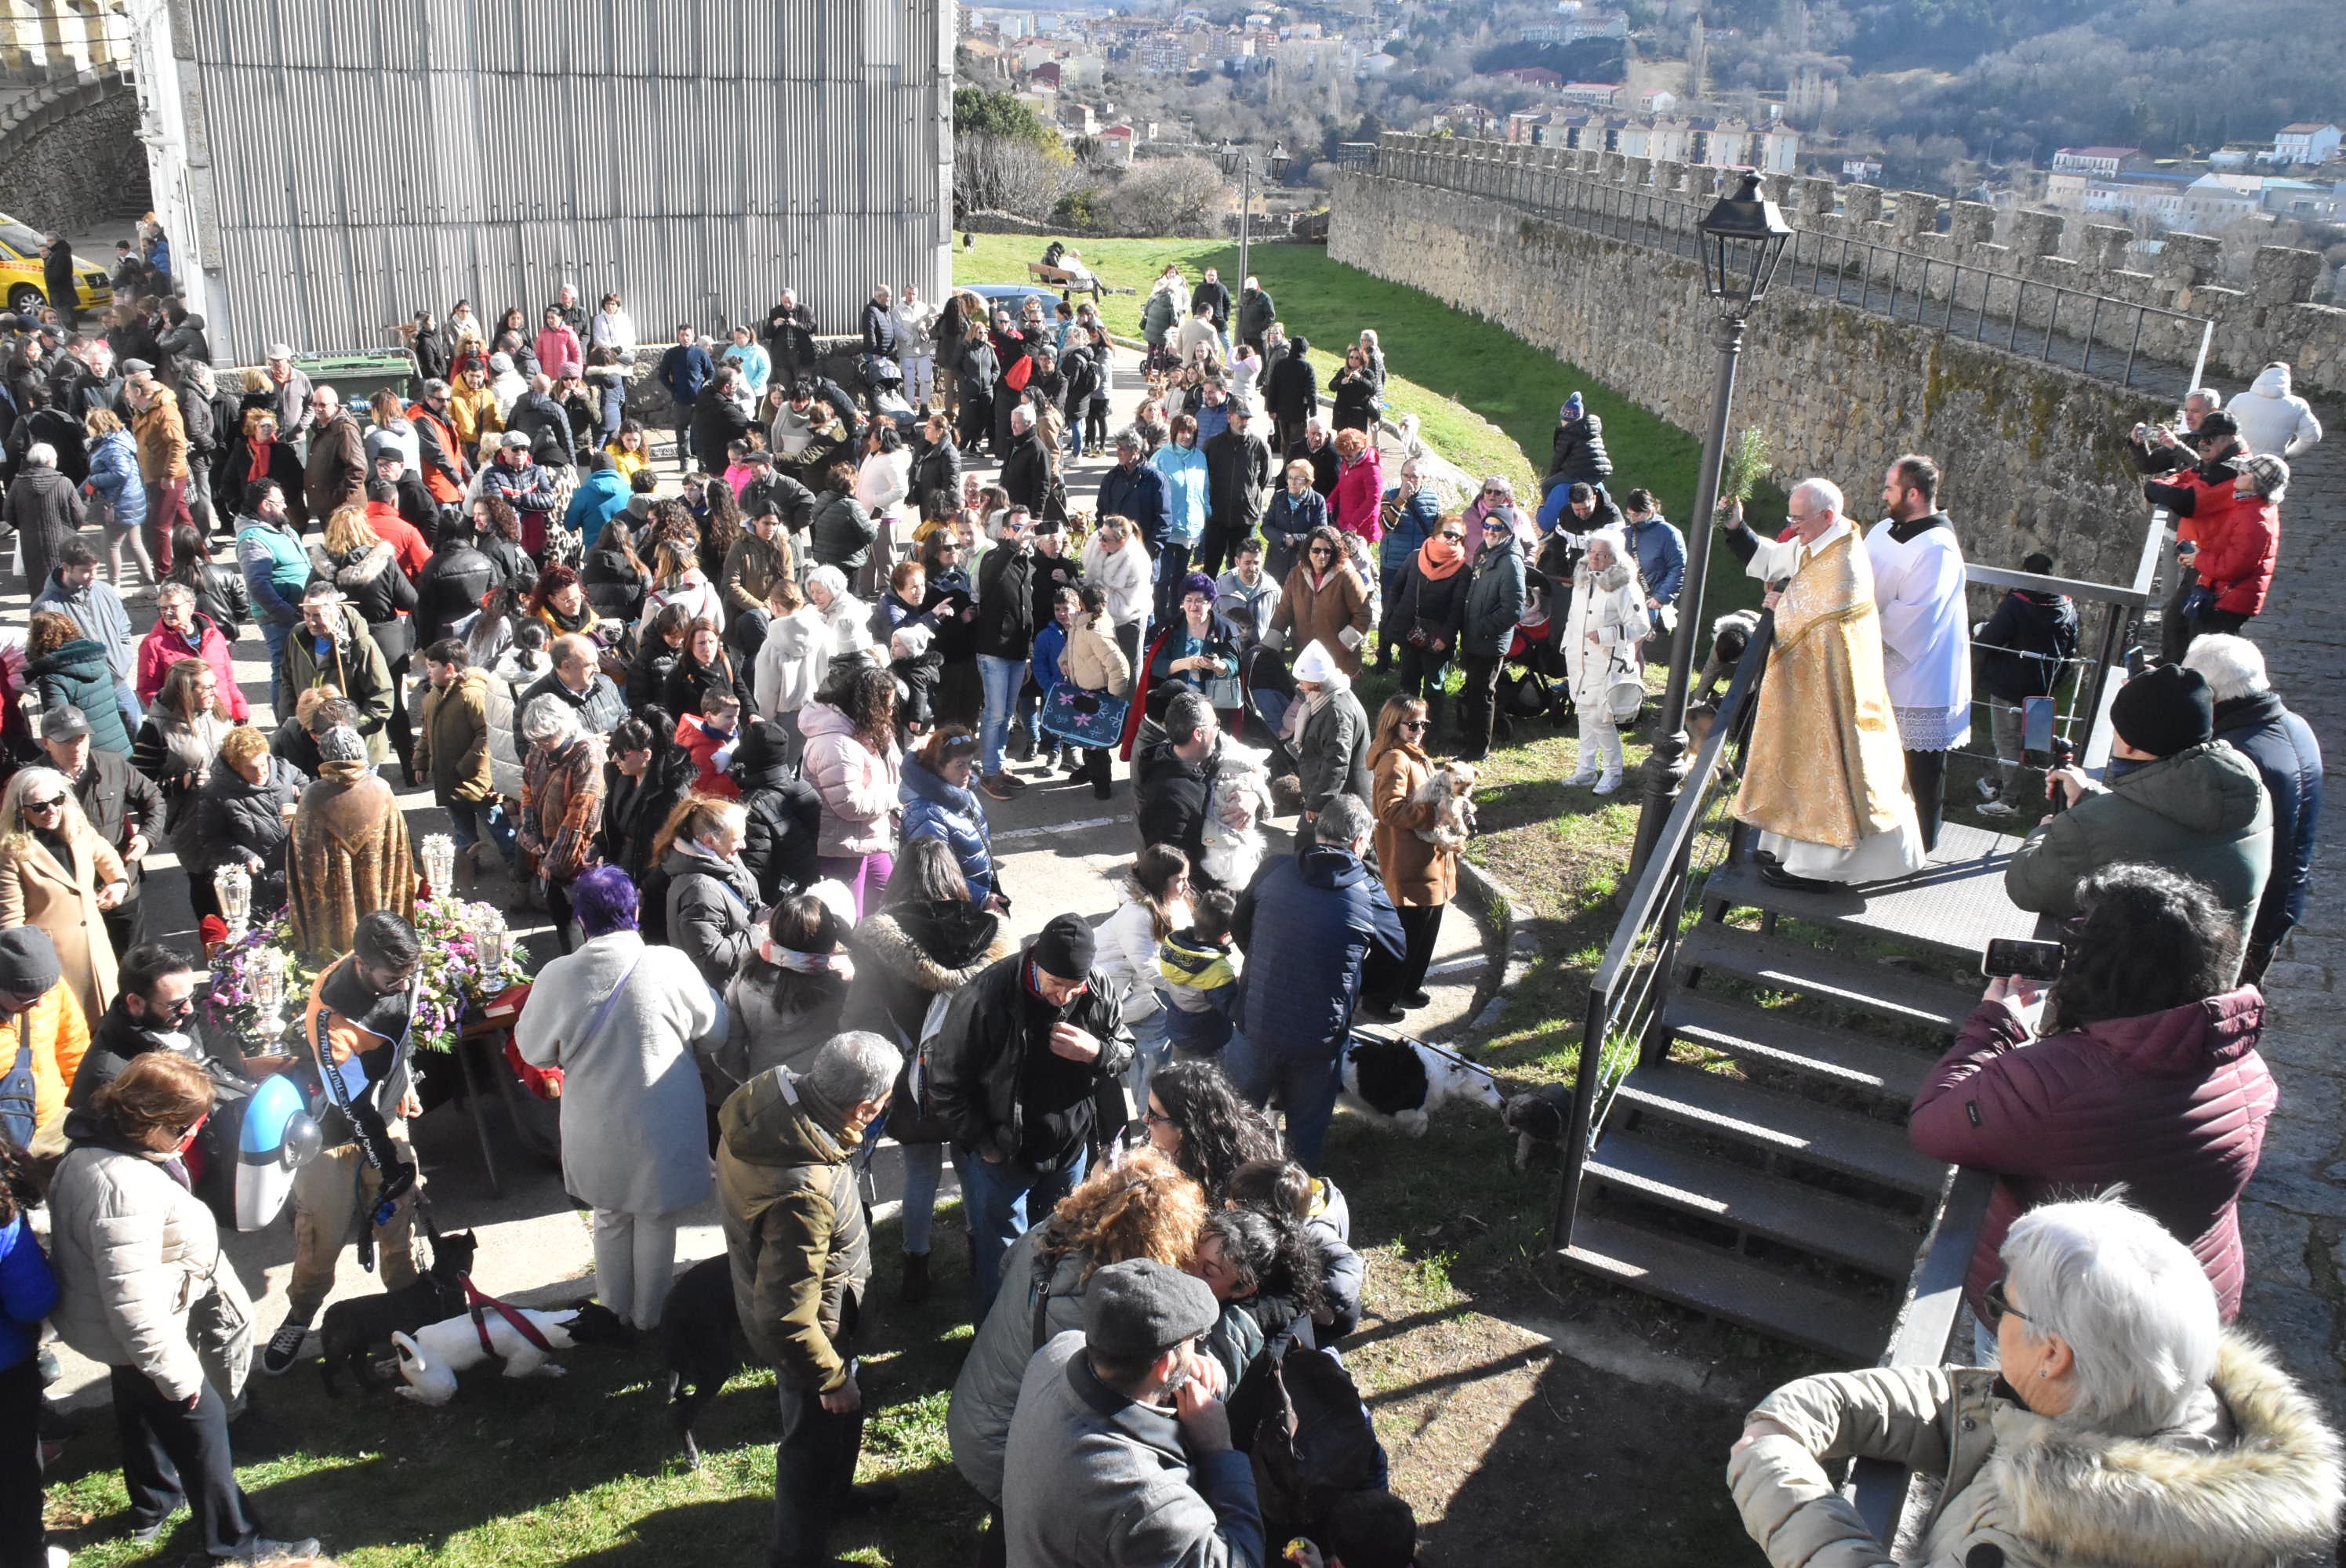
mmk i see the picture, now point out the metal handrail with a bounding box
[1549,616,1774,1248]
[1371,144,2210,393]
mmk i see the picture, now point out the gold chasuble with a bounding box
[1734,528,1926,882]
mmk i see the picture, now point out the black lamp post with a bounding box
[1625,169,1792,883]
[1218,142,1291,286]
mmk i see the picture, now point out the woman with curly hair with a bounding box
[948,1149,1211,1518]
[799,663,902,919]
[472,492,537,595]
[526,561,602,643]
[1144,1058,1282,1205]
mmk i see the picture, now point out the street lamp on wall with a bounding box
[1219,142,1293,292]
[1626,169,1794,883]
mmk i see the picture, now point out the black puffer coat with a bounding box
[323,542,417,629]
[1545,412,1611,488]
[662,841,764,990]
[177,753,307,912]
[412,542,504,648]
[730,720,823,904]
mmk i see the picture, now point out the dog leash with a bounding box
[461,1275,558,1357]
[1350,1025,1509,1088]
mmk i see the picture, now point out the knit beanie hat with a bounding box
[1561,390,1585,421]
[1032,913,1097,982]
[2110,664,2213,757]
[0,927,61,996]
[1292,639,1339,685]
[316,725,367,764]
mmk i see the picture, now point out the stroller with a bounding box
[859,353,917,435]
[1240,644,1301,778]
[1495,572,1570,736]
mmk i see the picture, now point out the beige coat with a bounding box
[0,818,126,1028]
[1060,612,1131,696]
[1728,1334,2343,1568]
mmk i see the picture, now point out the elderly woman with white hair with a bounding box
[5,439,85,591]
[518,694,607,949]
[1729,1196,2344,1568]
[1563,526,1647,794]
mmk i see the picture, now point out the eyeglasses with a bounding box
[1981,1278,2032,1328]
[24,796,65,814]
[1142,1106,1176,1128]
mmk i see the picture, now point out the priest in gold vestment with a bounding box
[1721,477,1927,888]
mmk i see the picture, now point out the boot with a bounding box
[1564,732,1603,787]
[899,1250,932,1304]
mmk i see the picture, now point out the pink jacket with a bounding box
[134,616,249,720]
[1328,447,1385,543]
[797,700,901,858]
[534,325,583,382]
[1909,989,2275,1320]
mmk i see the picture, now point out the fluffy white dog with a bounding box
[1198,739,1273,890]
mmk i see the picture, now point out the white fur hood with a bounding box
[1977,1334,2341,1568]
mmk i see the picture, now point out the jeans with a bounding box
[1988,701,2033,802]
[1152,543,1195,629]
[1222,1027,1343,1172]
[110,1364,257,1556]
[1126,1007,1175,1109]
[899,1142,944,1255]
[592,1204,687,1329]
[977,654,1027,779]
[261,619,295,717]
[447,797,518,865]
[953,1144,1087,1321]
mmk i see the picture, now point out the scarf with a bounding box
[1417,535,1465,580]
[758,938,855,983]
[246,436,274,484]
[542,599,595,635]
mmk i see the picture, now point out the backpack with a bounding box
[884,984,971,1146]
[1244,1345,1390,1548]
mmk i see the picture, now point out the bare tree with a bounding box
[1100,157,1235,236]
[956,132,1076,220]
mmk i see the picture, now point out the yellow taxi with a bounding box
[0,214,114,314]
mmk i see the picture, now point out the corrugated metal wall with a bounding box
[151,0,952,362]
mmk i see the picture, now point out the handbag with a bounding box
[1040,683,1130,750]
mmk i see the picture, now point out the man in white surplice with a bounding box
[1864,455,1970,852]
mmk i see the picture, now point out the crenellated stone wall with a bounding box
[1327,136,2346,586]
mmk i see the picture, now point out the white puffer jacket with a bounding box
[48,1135,248,1402]
[1563,561,1647,712]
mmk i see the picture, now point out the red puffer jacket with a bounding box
[1908,988,2275,1321]
[2191,495,2280,617]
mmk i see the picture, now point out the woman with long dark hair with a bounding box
[1144,1058,1282,1205]
[1363,693,1457,1022]
[721,886,855,1088]
[1099,844,1192,1102]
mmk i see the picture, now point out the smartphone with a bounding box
[1982,938,2065,983]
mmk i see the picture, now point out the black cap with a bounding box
[38,706,91,742]
[1081,1258,1221,1359]
[2110,663,2214,757]
[1031,913,1096,981]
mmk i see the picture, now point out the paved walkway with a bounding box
[23,339,1498,1404]
[2232,405,2346,1428]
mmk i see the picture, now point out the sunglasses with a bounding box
[1309,547,1335,557]
[1440,532,1465,542]
[1981,1278,2032,1328]
[25,796,65,813]
[1400,719,1429,732]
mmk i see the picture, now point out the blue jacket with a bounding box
[1232,844,1404,1058]
[1150,442,1209,548]
[1625,512,1687,606]
[235,516,313,627]
[1378,486,1440,576]
[1031,620,1070,693]
[564,467,633,546]
[0,1212,59,1370]
[84,430,146,528]
[2213,691,2322,952]
[1097,460,1171,549]
[1193,401,1231,448]
[657,342,714,404]
[899,753,995,903]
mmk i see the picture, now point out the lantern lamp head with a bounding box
[1698,169,1792,321]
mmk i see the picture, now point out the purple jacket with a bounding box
[1908,989,2275,1321]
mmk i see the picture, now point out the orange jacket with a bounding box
[0,983,92,1134]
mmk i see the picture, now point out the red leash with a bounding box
[461,1275,557,1356]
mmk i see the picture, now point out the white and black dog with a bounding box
[390,1300,629,1406]
[1502,1084,1576,1172]
[1339,1033,1506,1134]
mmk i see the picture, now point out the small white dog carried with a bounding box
[1198,739,1273,890]
[1411,760,1480,851]
[390,1299,627,1406]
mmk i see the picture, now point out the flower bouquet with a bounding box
[203,898,532,1057]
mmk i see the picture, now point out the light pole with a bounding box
[1217,141,1291,286]
[1625,169,1793,883]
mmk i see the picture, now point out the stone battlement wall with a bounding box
[1330,147,2249,586]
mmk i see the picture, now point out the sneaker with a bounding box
[979,774,1016,801]
[1402,989,1433,1009]
[1563,767,1602,787]
[260,1320,310,1377]
[1974,776,1999,802]
[1977,798,2021,818]
[1593,773,1623,796]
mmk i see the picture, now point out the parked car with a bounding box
[0,215,112,314]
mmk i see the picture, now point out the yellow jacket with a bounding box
[0,983,93,1134]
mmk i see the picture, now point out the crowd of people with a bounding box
[0,232,2338,1568]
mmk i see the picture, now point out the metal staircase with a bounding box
[1558,826,2031,1361]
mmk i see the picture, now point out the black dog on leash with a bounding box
[317,1228,479,1392]
[662,1254,746,1468]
